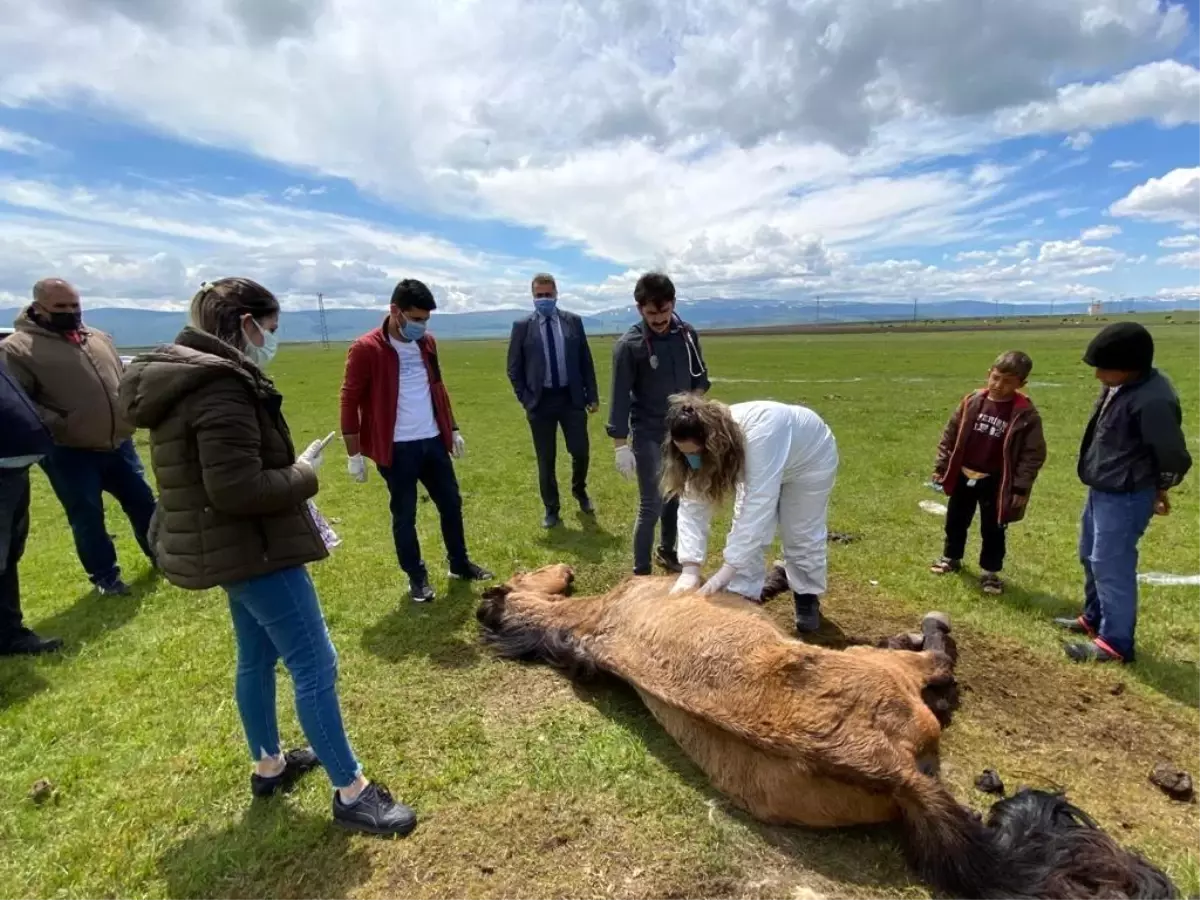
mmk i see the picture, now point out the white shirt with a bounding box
[388,336,440,443]
[677,400,839,572]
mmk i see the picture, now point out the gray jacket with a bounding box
[606,318,710,440]
[1077,369,1191,493]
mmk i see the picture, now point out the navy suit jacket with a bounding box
[506,310,599,412]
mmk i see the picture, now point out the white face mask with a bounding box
[244,317,278,367]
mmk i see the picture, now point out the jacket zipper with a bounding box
[78,338,117,447]
[997,407,1029,525]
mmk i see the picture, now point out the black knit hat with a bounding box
[1083,322,1154,371]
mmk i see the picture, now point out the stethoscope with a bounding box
[645,314,707,378]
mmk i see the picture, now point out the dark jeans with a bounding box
[943,474,1006,572]
[0,467,32,646]
[225,565,361,788]
[1079,487,1156,661]
[527,388,590,514]
[632,430,677,572]
[377,438,469,582]
[39,440,157,588]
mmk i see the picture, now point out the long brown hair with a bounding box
[188,277,280,351]
[660,393,746,505]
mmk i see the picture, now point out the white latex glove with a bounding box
[697,563,736,596]
[615,444,637,479]
[347,453,367,483]
[298,432,334,473]
[669,564,703,595]
[451,431,466,458]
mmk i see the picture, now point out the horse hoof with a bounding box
[922,611,951,631]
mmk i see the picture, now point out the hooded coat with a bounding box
[118,327,326,590]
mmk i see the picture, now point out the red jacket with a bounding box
[339,319,458,467]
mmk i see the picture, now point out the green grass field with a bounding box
[2,323,1197,899]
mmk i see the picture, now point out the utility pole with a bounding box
[815,295,821,324]
[316,292,331,350]
[912,296,918,322]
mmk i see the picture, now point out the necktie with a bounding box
[544,317,562,389]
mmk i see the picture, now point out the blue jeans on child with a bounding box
[39,439,157,589]
[225,566,361,788]
[1079,487,1157,661]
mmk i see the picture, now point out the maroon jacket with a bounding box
[934,389,1047,524]
[339,319,457,468]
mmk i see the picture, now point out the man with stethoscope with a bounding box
[606,272,711,576]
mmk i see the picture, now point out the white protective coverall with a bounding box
[677,400,839,600]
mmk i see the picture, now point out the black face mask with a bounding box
[44,311,82,332]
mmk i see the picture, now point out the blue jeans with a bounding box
[39,439,157,588]
[225,566,361,788]
[1079,487,1157,661]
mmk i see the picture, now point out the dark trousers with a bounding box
[39,439,157,588]
[527,388,589,514]
[943,474,1007,572]
[377,438,469,583]
[632,430,677,572]
[0,467,32,646]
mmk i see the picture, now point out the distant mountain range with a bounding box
[1,296,1194,348]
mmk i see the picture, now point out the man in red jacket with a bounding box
[340,279,493,602]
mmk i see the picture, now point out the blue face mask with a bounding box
[685,452,703,470]
[400,315,427,342]
[244,317,279,368]
[534,298,557,317]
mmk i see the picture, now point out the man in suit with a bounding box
[506,273,600,528]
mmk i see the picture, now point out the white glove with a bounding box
[347,453,367,483]
[298,437,329,473]
[669,564,703,595]
[615,444,637,479]
[451,431,466,458]
[697,563,736,596]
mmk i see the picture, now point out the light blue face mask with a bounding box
[534,298,557,317]
[400,315,427,341]
[245,317,278,368]
[685,452,703,470]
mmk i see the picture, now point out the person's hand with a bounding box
[347,454,368,483]
[697,564,735,596]
[931,471,944,485]
[298,432,334,473]
[586,402,599,415]
[670,565,702,595]
[1155,490,1170,516]
[615,444,637,479]
[451,431,466,459]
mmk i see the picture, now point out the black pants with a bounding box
[0,467,32,647]
[632,429,677,572]
[377,438,470,582]
[527,388,589,514]
[944,475,1007,572]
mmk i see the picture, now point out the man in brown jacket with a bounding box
[0,279,157,595]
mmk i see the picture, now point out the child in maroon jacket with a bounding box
[931,350,1047,595]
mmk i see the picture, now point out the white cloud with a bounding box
[1159,234,1200,249]
[1063,132,1093,150]
[0,127,50,156]
[1080,224,1121,241]
[996,60,1200,136]
[282,185,328,201]
[1109,159,1141,170]
[1158,248,1200,268]
[1057,207,1089,218]
[1157,285,1200,301]
[1109,167,1200,225]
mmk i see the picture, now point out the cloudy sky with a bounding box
[0,0,1197,315]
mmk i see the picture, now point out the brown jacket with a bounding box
[118,327,327,590]
[0,308,133,450]
[934,389,1047,525]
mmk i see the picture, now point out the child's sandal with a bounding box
[980,573,1003,595]
[930,557,961,575]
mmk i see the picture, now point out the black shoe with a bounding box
[450,562,494,582]
[333,782,418,837]
[0,631,63,657]
[655,547,683,573]
[1054,616,1095,636]
[251,747,322,798]
[96,578,132,596]
[632,565,652,576]
[409,577,436,603]
[793,593,821,633]
[542,511,562,529]
[575,493,596,515]
[1064,640,1123,664]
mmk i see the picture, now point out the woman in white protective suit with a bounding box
[662,393,839,634]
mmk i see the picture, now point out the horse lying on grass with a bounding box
[476,564,1177,900]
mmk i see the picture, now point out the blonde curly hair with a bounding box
[660,393,746,506]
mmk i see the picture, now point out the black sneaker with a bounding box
[449,562,494,582]
[333,782,417,837]
[250,747,322,798]
[410,578,436,603]
[575,493,596,515]
[542,511,561,529]
[793,593,821,633]
[0,630,63,657]
[655,547,683,573]
[97,578,132,596]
